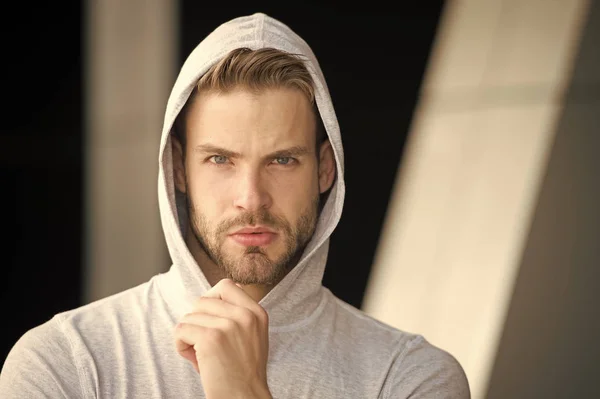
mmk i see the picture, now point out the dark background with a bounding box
[0,1,444,366]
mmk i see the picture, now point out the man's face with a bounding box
[173,87,335,285]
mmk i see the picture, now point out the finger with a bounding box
[178,312,235,331]
[191,297,249,320]
[174,322,200,361]
[173,314,233,374]
[204,279,265,316]
[174,314,233,356]
[175,339,199,373]
[174,321,231,359]
[173,322,206,367]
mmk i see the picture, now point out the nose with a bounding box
[232,168,273,212]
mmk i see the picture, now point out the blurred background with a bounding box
[1,1,598,398]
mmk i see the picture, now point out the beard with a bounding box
[186,193,319,286]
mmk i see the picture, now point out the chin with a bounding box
[228,254,279,284]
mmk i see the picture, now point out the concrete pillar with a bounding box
[84,0,177,303]
[362,1,591,397]
[485,1,600,397]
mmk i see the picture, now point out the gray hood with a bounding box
[157,12,346,329]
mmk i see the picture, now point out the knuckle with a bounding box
[193,297,205,309]
[174,322,187,335]
[180,312,199,324]
[218,278,234,288]
[256,306,269,324]
[238,308,255,328]
[222,318,237,332]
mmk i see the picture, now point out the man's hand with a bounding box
[174,279,272,399]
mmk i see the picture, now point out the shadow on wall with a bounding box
[485,1,600,398]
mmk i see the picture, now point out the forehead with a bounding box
[184,87,316,149]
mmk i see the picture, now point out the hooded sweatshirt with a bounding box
[0,12,470,398]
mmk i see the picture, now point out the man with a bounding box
[0,12,470,398]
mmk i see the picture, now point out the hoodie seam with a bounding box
[258,13,265,44]
[383,335,425,398]
[54,315,93,398]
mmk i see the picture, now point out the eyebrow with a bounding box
[194,144,311,159]
[268,146,311,159]
[194,144,241,159]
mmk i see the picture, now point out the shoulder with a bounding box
[4,313,72,357]
[48,277,166,340]
[325,289,471,398]
[0,315,85,397]
[384,335,471,398]
[0,279,158,398]
[324,288,417,348]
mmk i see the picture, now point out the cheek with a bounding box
[269,168,319,211]
[186,166,234,213]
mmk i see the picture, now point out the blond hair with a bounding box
[174,47,325,152]
[197,47,315,101]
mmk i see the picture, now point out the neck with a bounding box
[184,226,274,302]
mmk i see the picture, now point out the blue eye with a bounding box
[275,157,291,165]
[211,155,228,164]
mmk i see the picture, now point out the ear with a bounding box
[318,140,336,194]
[171,136,187,193]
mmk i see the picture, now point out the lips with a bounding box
[232,226,276,235]
[229,226,277,246]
